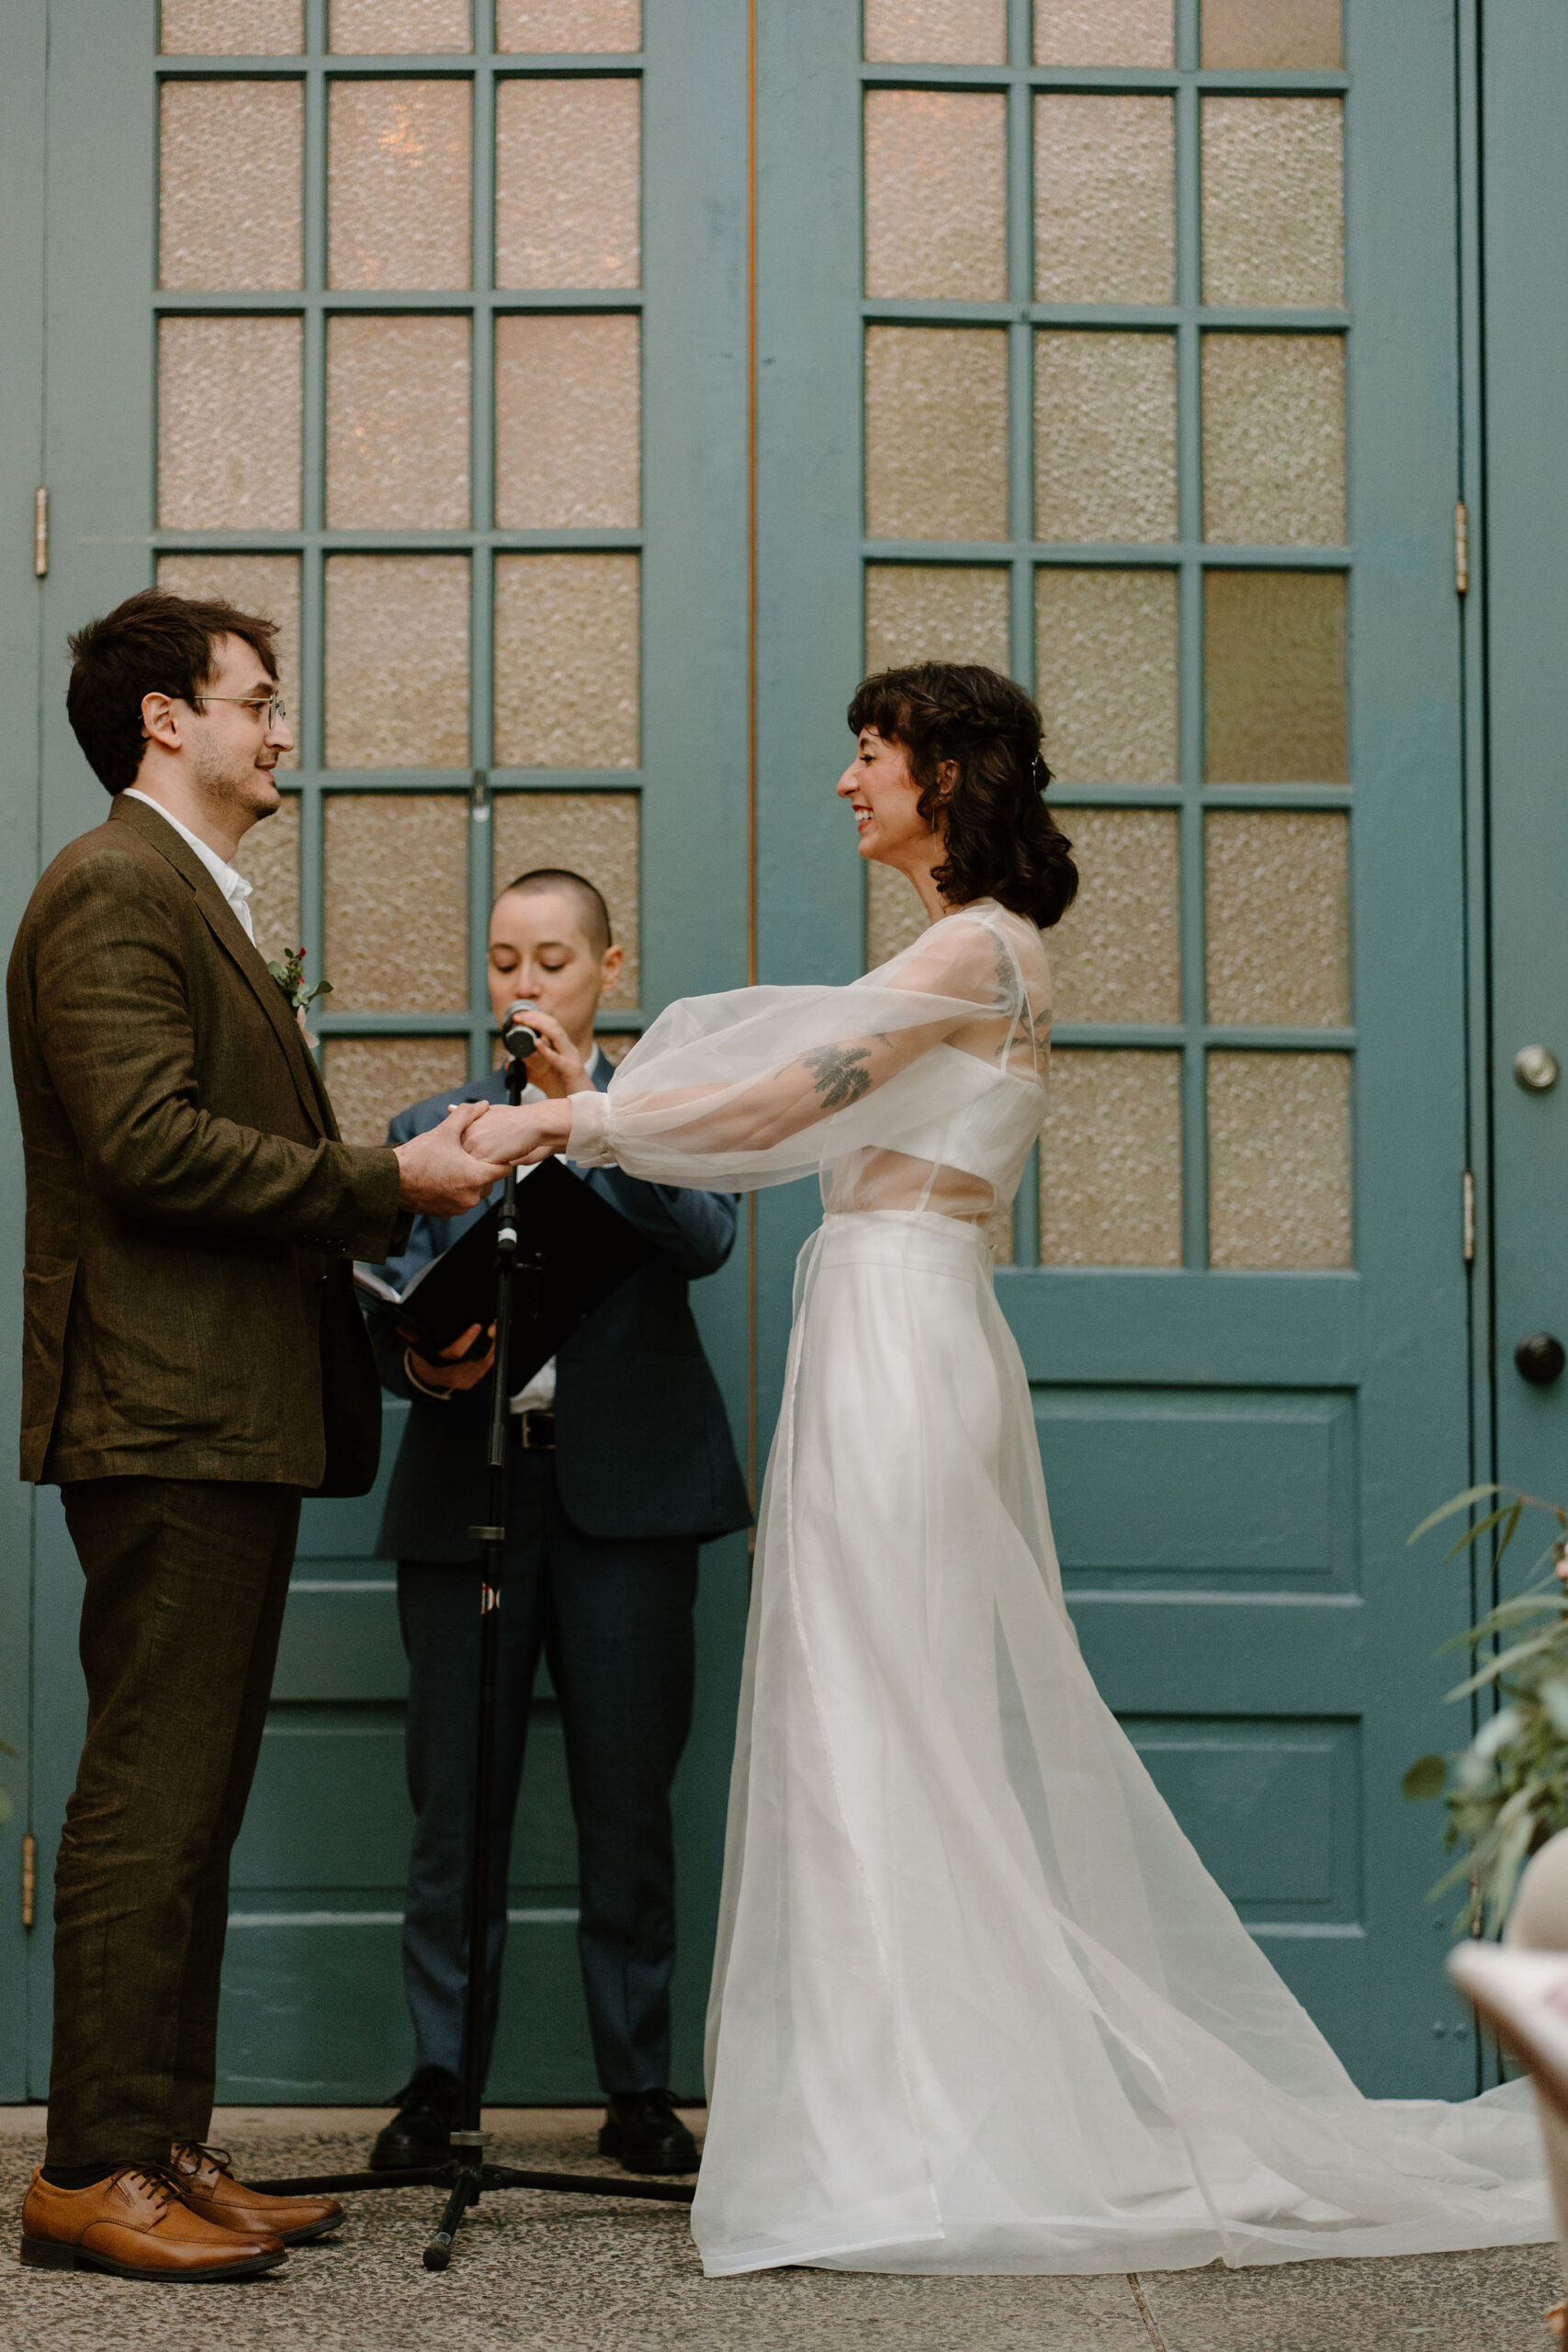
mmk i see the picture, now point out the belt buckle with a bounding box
[519,1408,556,1452]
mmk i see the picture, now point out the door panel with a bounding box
[0,5,47,2100]
[1483,11,1568,1541]
[25,0,751,2101]
[757,0,1473,2095]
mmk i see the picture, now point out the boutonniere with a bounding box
[266,946,333,1045]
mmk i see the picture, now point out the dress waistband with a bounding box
[807,1209,993,1282]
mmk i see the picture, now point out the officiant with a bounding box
[359,868,750,2177]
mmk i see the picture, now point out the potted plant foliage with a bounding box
[1404,1485,1568,1934]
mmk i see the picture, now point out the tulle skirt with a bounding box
[690,1209,1550,2277]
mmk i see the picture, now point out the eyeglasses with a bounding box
[193,692,288,728]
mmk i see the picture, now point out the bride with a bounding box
[464,662,1548,2278]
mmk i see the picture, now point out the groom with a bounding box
[9,588,504,2281]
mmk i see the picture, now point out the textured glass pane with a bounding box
[1035,0,1173,65]
[324,795,468,1012]
[493,555,638,769]
[864,92,1006,302]
[1202,0,1341,70]
[1204,571,1347,783]
[329,81,470,290]
[229,793,299,967]
[1049,808,1180,1023]
[323,1036,468,1148]
[325,555,469,768]
[1040,1050,1182,1267]
[864,565,1010,674]
[1035,96,1174,305]
[865,0,1005,61]
[1203,100,1343,310]
[498,0,641,46]
[162,0,301,50]
[1202,336,1345,546]
[1205,811,1349,1029]
[326,315,470,528]
[331,0,470,48]
[160,84,302,290]
[1036,570,1179,783]
[492,791,640,1006]
[494,313,639,529]
[495,80,639,290]
[156,553,301,774]
[864,327,1008,542]
[1208,1051,1351,1268]
[1036,334,1177,543]
[158,316,302,528]
[867,865,929,970]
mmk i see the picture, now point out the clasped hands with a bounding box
[390,1005,581,1219]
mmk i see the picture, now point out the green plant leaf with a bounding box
[1441,1502,1522,1562]
[1403,1754,1449,1801]
[1409,1487,1503,1545]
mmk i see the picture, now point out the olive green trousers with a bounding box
[47,1476,300,2166]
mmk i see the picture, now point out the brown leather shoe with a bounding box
[19,2165,286,2280]
[170,2141,344,2246]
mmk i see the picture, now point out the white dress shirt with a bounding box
[509,1045,604,1415]
[405,1047,605,1410]
[123,789,255,942]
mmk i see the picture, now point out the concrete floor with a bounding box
[0,2104,1559,2352]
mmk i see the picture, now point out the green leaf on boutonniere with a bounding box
[266,945,333,1016]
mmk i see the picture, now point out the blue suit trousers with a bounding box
[397,1448,698,2095]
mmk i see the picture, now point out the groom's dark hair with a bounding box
[67,586,280,796]
[847,662,1078,930]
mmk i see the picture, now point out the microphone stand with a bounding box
[254,1044,696,2268]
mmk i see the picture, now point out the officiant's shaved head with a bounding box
[498,867,612,956]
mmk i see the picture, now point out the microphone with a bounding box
[501,998,540,1060]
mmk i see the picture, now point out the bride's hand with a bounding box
[462,1096,573,1166]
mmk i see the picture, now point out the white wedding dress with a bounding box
[566,899,1549,2277]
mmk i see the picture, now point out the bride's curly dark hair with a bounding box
[846,662,1078,930]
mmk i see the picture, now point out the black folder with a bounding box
[355,1158,654,1387]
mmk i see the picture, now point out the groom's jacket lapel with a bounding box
[109,795,334,1141]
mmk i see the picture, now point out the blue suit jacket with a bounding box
[364,1059,751,1557]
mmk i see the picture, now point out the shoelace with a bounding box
[112,2165,180,2215]
[169,2140,232,2182]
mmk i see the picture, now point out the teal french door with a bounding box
[13,0,752,2102]
[1481,16,1568,1578]
[0,0,1547,2113]
[754,0,1480,2098]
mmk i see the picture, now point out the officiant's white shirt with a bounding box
[123,789,255,941]
[507,1044,604,1415]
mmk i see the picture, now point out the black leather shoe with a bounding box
[598,2088,700,2176]
[369,2066,460,2170]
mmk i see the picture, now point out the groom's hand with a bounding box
[394,1102,507,1215]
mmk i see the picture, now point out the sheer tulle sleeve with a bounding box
[567,911,1030,1192]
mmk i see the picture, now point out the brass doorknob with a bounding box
[1515,1046,1560,1091]
[1516,1333,1566,1385]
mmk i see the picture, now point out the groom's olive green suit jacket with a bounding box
[6,792,405,1494]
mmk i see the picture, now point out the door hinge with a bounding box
[1455,500,1470,596]
[21,1832,35,1929]
[33,487,48,579]
[1462,1169,1476,1264]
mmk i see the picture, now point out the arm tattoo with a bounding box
[802,1043,874,1110]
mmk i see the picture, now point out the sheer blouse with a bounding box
[566,899,1051,1224]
